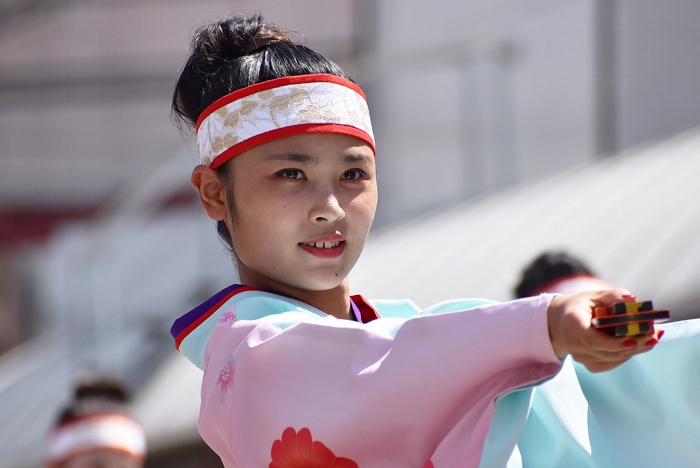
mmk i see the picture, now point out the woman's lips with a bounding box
[299,238,346,258]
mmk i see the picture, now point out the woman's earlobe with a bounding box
[191,165,228,221]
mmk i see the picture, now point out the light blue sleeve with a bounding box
[418,298,499,316]
[180,292,331,370]
[516,318,700,467]
[369,297,498,319]
[478,387,535,468]
[181,293,501,370]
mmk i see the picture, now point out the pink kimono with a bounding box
[171,285,561,467]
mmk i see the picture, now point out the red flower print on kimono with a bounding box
[269,427,436,467]
[216,357,234,402]
[269,427,358,468]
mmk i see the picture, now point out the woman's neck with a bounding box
[237,265,353,320]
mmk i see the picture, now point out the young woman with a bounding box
[170,15,662,467]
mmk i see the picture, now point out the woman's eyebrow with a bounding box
[265,153,316,164]
[343,154,373,164]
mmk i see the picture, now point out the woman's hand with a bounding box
[547,289,663,373]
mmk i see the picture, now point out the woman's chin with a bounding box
[297,278,346,292]
[239,262,349,294]
[290,271,348,292]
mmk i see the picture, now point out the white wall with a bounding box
[365,0,700,224]
[368,0,599,223]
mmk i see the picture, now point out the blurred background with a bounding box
[2,0,700,466]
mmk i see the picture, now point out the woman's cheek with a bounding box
[352,195,378,222]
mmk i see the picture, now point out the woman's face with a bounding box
[225,132,377,293]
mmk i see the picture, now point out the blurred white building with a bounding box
[364,0,700,223]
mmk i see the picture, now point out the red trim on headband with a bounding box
[196,74,367,132]
[210,123,375,169]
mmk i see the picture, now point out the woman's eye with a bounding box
[342,169,367,181]
[278,169,305,180]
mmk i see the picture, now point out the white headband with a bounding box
[47,413,146,466]
[532,274,614,295]
[196,74,375,168]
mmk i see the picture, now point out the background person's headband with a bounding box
[531,273,613,295]
[47,413,146,466]
[196,74,375,168]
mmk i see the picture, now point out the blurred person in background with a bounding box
[514,250,614,298]
[46,376,146,468]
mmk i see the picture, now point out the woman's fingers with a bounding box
[547,290,663,371]
[575,358,633,373]
[570,335,658,367]
[587,288,634,308]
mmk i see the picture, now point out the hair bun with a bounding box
[74,377,130,404]
[241,21,294,55]
[55,376,131,425]
[193,14,293,68]
[172,14,300,133]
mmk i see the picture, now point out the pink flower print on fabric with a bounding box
[217,357,235,402]
[217,308,237,326]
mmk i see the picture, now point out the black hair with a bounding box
[172,14,352,254]
[55,376,132,425]
[514,251,596,299]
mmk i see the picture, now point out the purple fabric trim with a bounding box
[171,284,371,344]
[350,298,363,323]
[170,284,245,340]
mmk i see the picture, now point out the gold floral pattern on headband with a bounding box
[299,105,321,121]
[322,111,341,123]
[211,137,224,154]
[239,101,257,115]
[224,112,239,128]
[198,81,374,166]
[289,88,310,104]
[269,95,291,112]
[224,133,239,148]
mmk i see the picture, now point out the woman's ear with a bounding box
[191,165,228,221]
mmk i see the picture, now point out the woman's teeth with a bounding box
[304,241,341,249]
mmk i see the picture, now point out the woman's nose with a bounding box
[310,191,345,224]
